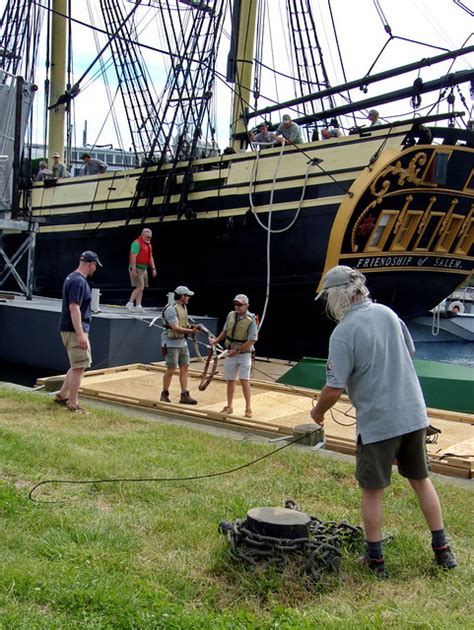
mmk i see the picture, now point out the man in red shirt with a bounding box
[126,228,157,312]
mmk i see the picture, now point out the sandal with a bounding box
[53,394,69,407]
[220,406,233,414]
[244,410,253,419]
[66,404,89,415]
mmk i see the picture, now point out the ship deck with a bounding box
[37,361,474,480]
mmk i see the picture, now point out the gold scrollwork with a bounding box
[370,151,428,198]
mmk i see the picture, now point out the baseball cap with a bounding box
[368,109,379,117]
[282,114,291,122]
[80,250,103,266]
[233,293,249,305]
[52,152,60,158]
[174,285,194,296]
[314,266,362,300]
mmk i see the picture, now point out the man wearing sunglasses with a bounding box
[211,294,258,418]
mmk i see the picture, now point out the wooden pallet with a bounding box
[38,361,474,479]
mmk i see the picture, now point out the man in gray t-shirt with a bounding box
[310,265,457,577]
[274,114,303,145]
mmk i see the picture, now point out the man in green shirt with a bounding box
[126,228,157,313]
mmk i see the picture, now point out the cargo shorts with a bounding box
[60,331,92,369]
[165,345,190,368]
[356,428,429,489]
[129,267,148,289]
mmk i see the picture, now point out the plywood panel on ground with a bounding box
[38,361,474,479]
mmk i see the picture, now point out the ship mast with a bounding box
[47,0,67,159]
[228,0,257,151]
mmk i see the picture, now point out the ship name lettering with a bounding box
[433,258,462,269]
[356,256,413,268]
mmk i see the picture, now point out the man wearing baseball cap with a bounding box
[160,286,199,405]
[211,293,258,418]
[274,113,303,145]
[311,265,457,577]
[50,152,69,178]
[56,251,102,413]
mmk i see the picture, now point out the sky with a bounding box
[4,0,473,153]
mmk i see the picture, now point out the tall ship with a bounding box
[1,0,473,358]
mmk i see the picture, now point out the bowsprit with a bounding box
[218,500,364,582]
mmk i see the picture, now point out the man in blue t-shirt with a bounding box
[55,250,102,413]
[310,265,457,577]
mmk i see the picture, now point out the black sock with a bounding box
[431,529,447,548]
[366,540,383,560]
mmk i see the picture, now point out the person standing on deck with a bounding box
[367,109,382,126]
[80,153,108,175]
[126,228,157,312]
[55,251,102,413]
[160,286,198,405]
[51,152,69,178]
[310,266,457,578]
[211,294,258,418]
[274,114,303,145]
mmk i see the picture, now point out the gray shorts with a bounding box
[356,428,429,489]
[165,345,190,368]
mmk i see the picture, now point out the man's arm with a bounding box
[69,303,88,349]
[310,385,344,426]
[149,255,157,278]
[129,252,138,276]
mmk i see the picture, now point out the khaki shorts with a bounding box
[129,267,148,289]
[60,331,92,369]
[356,428,429,489]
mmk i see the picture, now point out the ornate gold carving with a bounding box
[458,206,473,238]
[417,196,437,234]
[393,195,413,235]
[371,151,428,198]
[351,198,380,252]
[438,198,458,236]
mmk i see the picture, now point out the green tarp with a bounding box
[277,357,474,414]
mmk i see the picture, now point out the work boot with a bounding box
[160,390,171,403]
[179,390,198,405]
[433,544,457,569]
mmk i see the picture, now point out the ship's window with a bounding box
[413,213,444,251]
[389,211,423,252]
[365,211,398,251]
[435,215,465,252]
[454,217,474,256]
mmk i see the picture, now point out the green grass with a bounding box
[0,387,472,629]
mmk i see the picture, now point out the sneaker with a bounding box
[433,544,457,569]
[179,391,198,405]
[359,554,388,579]
[125,302,135,311]
[160,390,171,403]
[135,305,145,313]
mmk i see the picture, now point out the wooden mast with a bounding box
[47,0,67,162]
[228,0,257,151]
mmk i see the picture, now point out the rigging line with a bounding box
[327,0,355,128]
[28,423,325,504]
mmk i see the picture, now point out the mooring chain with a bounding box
[219,508,364,581]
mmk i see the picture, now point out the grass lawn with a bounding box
[0,387,472,629]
